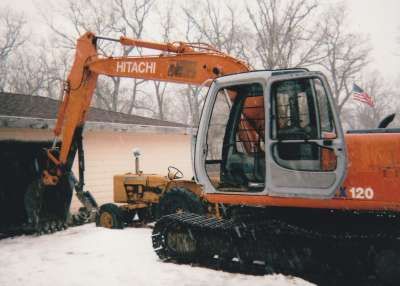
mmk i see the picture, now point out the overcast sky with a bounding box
[2,0,400,81]
[324,0,400,81]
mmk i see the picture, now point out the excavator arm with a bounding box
[40,32,249,223]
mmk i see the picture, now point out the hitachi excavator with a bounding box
[1,31,398,284]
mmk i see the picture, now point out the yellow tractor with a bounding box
[96,150,206,228]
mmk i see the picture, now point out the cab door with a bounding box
[194,71,270,194]
[266,72,347,198]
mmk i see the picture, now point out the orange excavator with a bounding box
[1,31,398,284]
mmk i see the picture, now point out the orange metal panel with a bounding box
[205,133,400,212]
[88,54,249,85]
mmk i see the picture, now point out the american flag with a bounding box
[352,83,374,107]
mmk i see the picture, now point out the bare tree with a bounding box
[0,7,27,92]
[5,50,46,95]
[179,0,251,125]
[41,0,121,106]
[111,0,153,114]
[0,8,26,61]
[1,36,73,98]
[41,0,153,112]
[247,0,325,69]
[183,85,206,126]
[182,0,251,62]
[176,10,207,126]
[147,2,175,120]
[319,4,371,114]
[41,48,72,100]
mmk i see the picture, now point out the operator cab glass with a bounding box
[271,77,337,173]
[200,71,346,198]
[205,83,265,192]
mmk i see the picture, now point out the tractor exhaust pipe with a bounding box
[133,148,142,175]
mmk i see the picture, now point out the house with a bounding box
[0,93,193,210]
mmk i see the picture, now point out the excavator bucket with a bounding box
[0,140,73,235]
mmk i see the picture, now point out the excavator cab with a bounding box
[195,70,347,198]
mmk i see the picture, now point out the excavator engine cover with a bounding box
[0,140,73,235]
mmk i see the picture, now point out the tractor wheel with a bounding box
[96,203,124,229]
[137,208,151,223]
[123,210,136,224]
[157,187,205,218]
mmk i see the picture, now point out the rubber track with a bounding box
[152,212,399,285]
[0,211,92,239]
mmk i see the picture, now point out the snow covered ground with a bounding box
[0,224,315,286]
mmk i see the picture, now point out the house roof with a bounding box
[0,93,188,128]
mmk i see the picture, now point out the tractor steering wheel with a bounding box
[168,166,184,180]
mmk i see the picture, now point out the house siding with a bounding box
[0,128,192,211]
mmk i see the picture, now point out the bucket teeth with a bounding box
[0,140,74,236]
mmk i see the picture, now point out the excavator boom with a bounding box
[54,32,249,169]
[8,31,249,234]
